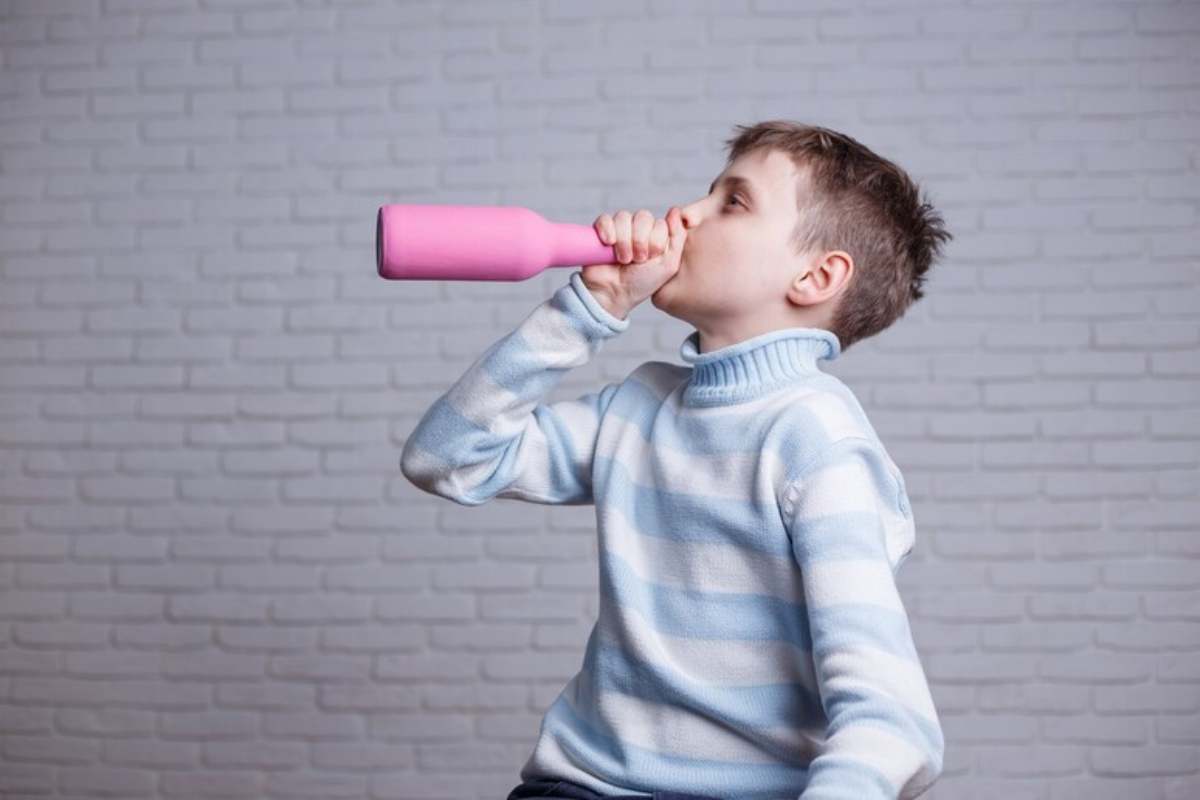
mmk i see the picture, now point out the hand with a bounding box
[580,206,687,320]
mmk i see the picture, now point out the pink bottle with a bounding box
[376,204,616,281]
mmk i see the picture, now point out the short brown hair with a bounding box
[722,120,953,352]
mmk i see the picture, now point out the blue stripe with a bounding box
[799,753,898,799]
[599,545,921,662]
[583,626,823,731]
[592,452,898,564]
[603,371,860,487]
[563,632,940,797]
[593,453,793,556]
[540,686,813,800]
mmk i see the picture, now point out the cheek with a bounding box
[700,229,746,270]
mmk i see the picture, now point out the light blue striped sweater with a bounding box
[400,271,945,800]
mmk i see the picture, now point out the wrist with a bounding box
[581,281,630,321]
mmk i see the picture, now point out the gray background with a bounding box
[1,1,1198,798]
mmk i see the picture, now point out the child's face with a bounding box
[651,147,818,331]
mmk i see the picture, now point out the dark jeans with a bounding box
[507,776,724,800]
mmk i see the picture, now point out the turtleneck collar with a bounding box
[678,326,841,407]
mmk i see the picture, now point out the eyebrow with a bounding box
[708,174,758,206]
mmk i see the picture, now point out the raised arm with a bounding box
[783,437,945,800]
[400,270,629,506]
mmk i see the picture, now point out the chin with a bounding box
[650,286,674,315]
[651,284,688,323]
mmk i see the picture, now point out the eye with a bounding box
[725,194,744,208]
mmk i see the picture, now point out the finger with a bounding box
[613,210,632,263]
[650,217,668,258]
[632,209,654,261]
[594,213,614,245]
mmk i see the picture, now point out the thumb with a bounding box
[666,206,687,251]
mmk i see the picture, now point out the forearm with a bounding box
[787,438,945,799]
[400,271,628,504]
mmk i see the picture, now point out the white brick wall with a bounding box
[1,1,1198,798]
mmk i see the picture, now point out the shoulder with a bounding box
[780,434,915,570]
[619,359,690,401]
[766,378,881,477]
[782,436,907,508]
[768,382,910,514]
[593,360,689,422]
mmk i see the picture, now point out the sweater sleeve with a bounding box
[399,270,629,507]
[782,437,945,800]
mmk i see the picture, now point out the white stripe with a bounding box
[550,391,606,442]
[513,298,597,370]
[884,511,915,571]
[805,558,905,611]
[595,391,870,504]
[818,721,939,800]
[444,302,591,430]
[625,361,683,403]
[818,644,941,727]
[603,503,799,599]
[792,389,869,443]
[444,364,536,438]
[446,396,601,499]
[788,446,913,569]
[399,443,468,499]
[610,365,882,498]
[572,678,824,765]
[599,418,781,502]
[493,417,558,501]
[792,457,883,518]
[518,700,637,797]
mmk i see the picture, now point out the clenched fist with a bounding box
[580,207,687,321]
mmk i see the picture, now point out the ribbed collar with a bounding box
[678,326,841,407]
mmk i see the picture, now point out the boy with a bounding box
[401,120,953,800]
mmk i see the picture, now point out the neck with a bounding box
[693,312,828,354]
[678,326,841,408]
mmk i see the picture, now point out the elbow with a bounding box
[399,436,447,497]
[900,755,943,800]
[399,437,490,506]
[897,718,945,799]
[927,720,947,784]
[397,397,466,497]
[399,433,419,471]
[818,693,945,799]
[399,436,429,489]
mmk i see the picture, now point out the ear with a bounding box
[786,251,853,308]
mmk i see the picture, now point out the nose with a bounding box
[679,196,707,230]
